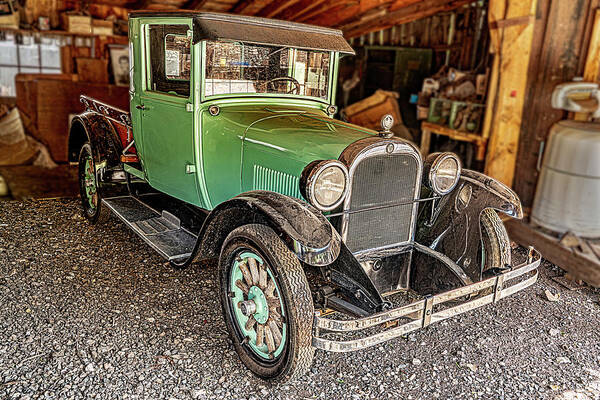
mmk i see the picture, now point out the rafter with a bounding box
[277,0,328,21]
[343,0,473,38]
[309,0,397,28]
[130,0,154,9]
[231,0,258,14]
[389,0,423,11]
[256,0,300,18]
[182,0,209,9]
[297,1,353,23]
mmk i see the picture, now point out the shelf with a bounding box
[420,121,487,161]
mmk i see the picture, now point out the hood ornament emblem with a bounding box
[379,114,394,138]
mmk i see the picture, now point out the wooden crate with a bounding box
[62,14,92,34]
[0,0,19,30]
[92,19,113,36]
[343,90,403,130]
[76,58,109,84]
[23,0,59,28]
[15,74,129,162]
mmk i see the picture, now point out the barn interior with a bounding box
[1,0,600,397]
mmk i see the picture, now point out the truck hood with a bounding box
[241,107,376,162]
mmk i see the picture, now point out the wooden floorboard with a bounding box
[505,219,600,288]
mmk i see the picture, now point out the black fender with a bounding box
[175,190,384,314]
[68,113,126,197]
[415,169,523,283]
[194,190,341,267]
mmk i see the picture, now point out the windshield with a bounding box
[204,41,331,100]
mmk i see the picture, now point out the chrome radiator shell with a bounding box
[339,138,423,255]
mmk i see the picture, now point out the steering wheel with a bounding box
[264,77,301,95]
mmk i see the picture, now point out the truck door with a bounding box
[138,23,200,205]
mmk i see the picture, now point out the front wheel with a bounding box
[481,208,511,276]
[219,224,314,382]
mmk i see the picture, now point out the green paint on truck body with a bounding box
[128,15,375,210]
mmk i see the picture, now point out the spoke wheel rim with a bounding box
[81,153,98,213]
[229,250,287,361]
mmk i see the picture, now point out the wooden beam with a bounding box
[483,0,538,187]
[182,0,209,9]
[231,0,256,13]
[256,0,300,18]
[297,2,352,23]
[389,0,422,11]
[575,8,600,120]
[342,0,472,38]
[308,0,396,28]
[505,219,600,287]
[513,0,599,208]
[276,0,328,21]
[130,0,153,9]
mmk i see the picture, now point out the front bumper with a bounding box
[312,247,541,352]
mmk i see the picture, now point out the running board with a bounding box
[102,196,197,262]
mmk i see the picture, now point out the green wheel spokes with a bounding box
[230,251,286,360]
[83,156,97,211]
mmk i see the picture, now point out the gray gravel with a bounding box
[1,199,600,400]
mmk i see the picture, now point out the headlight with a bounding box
[425,152,461,195]
[300,160,349,211]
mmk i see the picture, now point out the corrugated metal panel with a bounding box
[253,165,302,199]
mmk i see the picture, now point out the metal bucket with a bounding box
[531,120,600,238]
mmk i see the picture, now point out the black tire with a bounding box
[480,208,511,273]
[219,224,314,382]
[78,143,110,224]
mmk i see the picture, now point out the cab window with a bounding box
[147,24,191,97]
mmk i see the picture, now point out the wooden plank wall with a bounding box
[483,0,538,186]
[513,0,600,208]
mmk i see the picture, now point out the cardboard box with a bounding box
[0,0,19,30]
[76,58,109,83]
[92,19,113,36]
[15,74,130,162]
[62,14,92,34]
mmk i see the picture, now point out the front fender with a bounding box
[415,169,523,282]
[197,190,341,267]
[193,190,384,314]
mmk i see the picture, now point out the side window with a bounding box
[147,24,191,97]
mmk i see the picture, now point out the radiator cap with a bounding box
[379,114,394,138]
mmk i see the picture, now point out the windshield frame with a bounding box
[199,39,339,105]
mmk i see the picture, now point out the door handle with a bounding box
[136,104,146,110]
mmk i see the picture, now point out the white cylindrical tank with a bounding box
[531,120,600,238]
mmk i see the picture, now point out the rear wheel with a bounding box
[219,224,314,382]
[78,143,110,224]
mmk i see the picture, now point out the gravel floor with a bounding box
[1,199,599,400]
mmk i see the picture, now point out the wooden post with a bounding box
[483,0,538,187]
[575,9,600,121]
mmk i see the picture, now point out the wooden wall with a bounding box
[514,0,600,208]
[348,2,488,71]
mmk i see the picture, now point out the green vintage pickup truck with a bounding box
[69,11,541,382]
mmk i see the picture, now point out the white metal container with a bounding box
[531,120,600,238]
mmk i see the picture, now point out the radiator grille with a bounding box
[344,153,419,253]
[253,165,302,199]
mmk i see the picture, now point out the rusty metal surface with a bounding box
[414,169,524,285]
[80,96,132,128]
[168,191,342,269]
[312,248,541,352]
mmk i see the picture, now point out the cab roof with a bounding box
[129,11,355,55]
